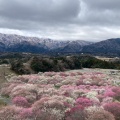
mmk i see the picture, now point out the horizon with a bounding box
[0,0,120,41]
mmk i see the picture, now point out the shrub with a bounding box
[19,108,33,119]
[104,102,120,120]
[75,97,93,107]
[112,87,120,101]
[32,108,64,120]
[10,60,30,74]
[85,106,115,120]
[32,97,65,120]
[65,105,85,120]
[103,89,116,98]
[76,80,84,86]
[12,96,29,107]
[0,106,21,120]
[102,97,113,105]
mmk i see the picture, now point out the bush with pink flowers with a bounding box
[0,106,21,120]
[19,108,33,119]
[103,89,116,98]
[12,96,29,107]
[75,97,93,107]
[85,106,115,120]
[65,105,86,120]
[112,87,120,101]
[104,102,120,120]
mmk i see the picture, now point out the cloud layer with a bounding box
[0,0,120,41]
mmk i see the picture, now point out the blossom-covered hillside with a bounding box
[0,69,120,120]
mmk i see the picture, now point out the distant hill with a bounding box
[82,38,120,56]
[52,40,93,53]
[0,33,92,54]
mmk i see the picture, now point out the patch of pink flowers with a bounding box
[75,97,93,107]
[0,70,119,119]
[12,96,29,107]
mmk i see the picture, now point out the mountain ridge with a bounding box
[0,33,120,56]
[82,38,120,56]
[0,33,93,53]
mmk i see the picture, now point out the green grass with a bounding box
[0,99,7,107]
[0,64,17,87]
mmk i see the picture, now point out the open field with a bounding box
[95,56,120,62]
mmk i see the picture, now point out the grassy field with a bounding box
[0,64,16,87]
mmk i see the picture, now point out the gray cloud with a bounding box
[77,0,120,27]
[84,0,120,10]
[0,0,120,41]
[0,0,80,22]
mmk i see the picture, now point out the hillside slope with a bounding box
[82,38,120,56]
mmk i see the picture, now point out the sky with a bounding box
[0,0,120,41]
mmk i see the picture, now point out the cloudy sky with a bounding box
[0,0,120,41]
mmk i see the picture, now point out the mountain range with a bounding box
[0,33,120,56]
[82,38,120,56]
[0,33,92,53]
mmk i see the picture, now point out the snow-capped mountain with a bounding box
[0,33,93,53]
[52,40,93,53]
